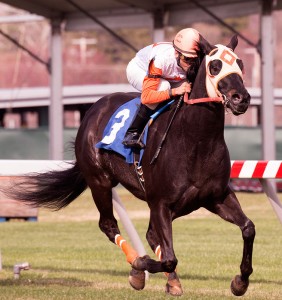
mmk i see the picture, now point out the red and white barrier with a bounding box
[230,160,282,224]
[231,160,282,179]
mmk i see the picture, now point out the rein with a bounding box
[150,95,184,165]
[149,93,226,165]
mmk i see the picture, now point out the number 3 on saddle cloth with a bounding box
[95,97,174,165]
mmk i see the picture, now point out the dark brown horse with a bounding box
[5,35,255,296]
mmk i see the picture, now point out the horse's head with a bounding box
[198,35,250,115]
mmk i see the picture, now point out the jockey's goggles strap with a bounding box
[177,52,196,63]
[172,40,197,57]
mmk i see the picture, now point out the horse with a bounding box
[4,34,255,297]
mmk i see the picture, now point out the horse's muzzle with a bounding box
[226,91,250,116]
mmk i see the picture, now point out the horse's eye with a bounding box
[209,59,222,76]
[236,59,244,71]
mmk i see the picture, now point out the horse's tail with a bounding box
[6,161,87,211]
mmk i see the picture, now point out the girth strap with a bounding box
[133,153,145,192]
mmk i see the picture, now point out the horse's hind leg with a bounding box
[88,183,140,267]
[206,190,255,296]
[146,221,183,296]
[88,179,146,290]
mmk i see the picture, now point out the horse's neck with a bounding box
[183,59,225,135]
[189,57,209,99]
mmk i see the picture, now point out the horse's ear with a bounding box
[198,34,216,55]
[226,35,238,51]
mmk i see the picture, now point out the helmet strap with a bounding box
[176,53,183,69]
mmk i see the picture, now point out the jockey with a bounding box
[122,28,202,149]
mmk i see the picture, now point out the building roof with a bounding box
[0,0,280,161]
[0,0,281,31]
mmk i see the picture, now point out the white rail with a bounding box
[0,159,281,228]
[0,85,281,109]
[0,159,147,257]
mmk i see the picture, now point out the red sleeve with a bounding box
[141,61,170,104]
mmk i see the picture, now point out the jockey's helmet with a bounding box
[173,28,200,58]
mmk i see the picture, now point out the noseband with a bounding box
[184,92,232,115]
[184,93,225,105]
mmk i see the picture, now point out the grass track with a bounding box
[0,188,281,299]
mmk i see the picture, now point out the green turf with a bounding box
[0,189,281,299]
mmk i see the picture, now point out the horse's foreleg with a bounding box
[156,245,183,296]
[231,217,255,296]
[134,203,177,274]
[206,190,255,296]
[152,204,178,273]
[146,224,183,296]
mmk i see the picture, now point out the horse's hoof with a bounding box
[129,268,146,290]
[231,275,249,296]
[165,279,183,296]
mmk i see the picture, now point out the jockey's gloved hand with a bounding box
[173,82,191,96]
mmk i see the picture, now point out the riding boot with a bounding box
[122,104,154,149]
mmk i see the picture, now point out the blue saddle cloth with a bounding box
[95,97,175,164]
[95,97,147,164]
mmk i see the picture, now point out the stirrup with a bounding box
[122,132,145,149]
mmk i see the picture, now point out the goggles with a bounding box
[177,51,197,64]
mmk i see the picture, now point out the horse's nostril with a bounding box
[232,93,243,102]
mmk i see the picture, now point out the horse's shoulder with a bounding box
[151,99,186,129]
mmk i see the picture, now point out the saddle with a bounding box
[96,97,175,164]
[96,96,178,191]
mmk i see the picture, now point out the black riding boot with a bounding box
[122,104,154,149]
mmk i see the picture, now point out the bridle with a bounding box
[150,45,244,164]
[185,44,243,109]
[184,93,225,105]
